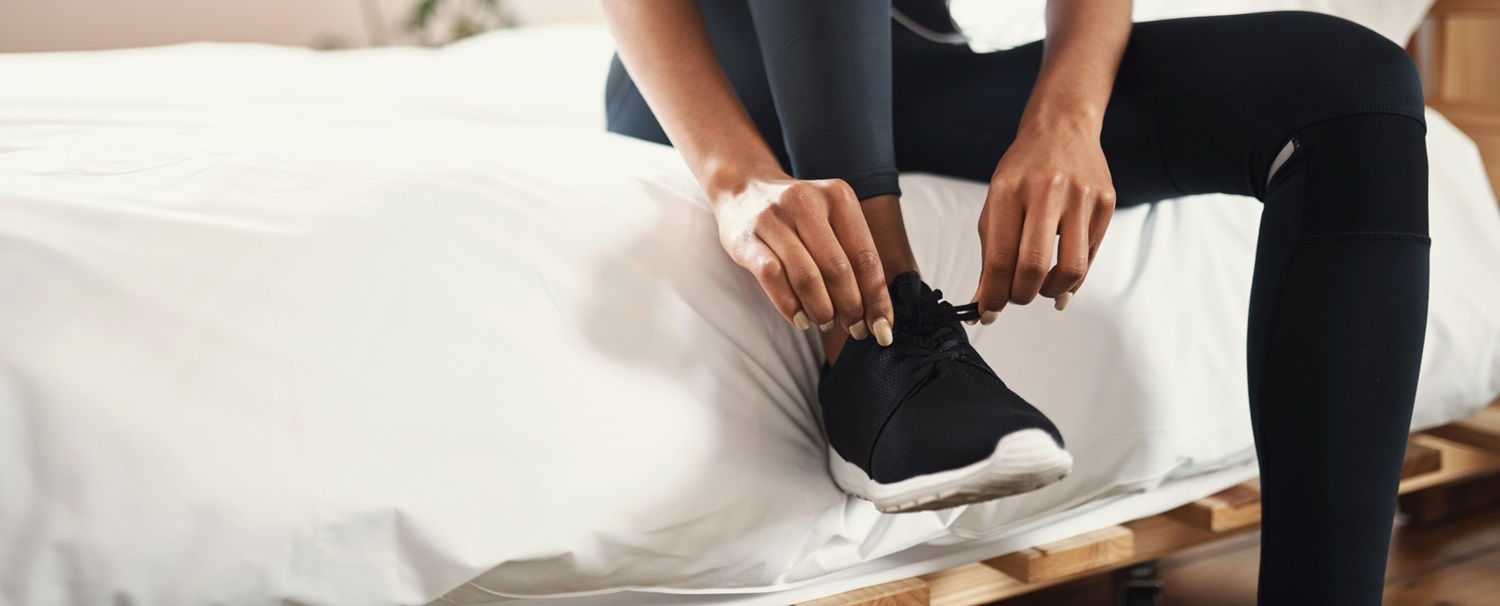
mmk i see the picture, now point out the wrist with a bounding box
[1018,97,1105,140]
[701,157,787,208]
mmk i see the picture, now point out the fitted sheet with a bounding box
[1,25,1498,606]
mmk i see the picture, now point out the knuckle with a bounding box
[1056,263,1086,283]
[788,266,821,290]
[1044,172,1068,191]
[822,178,856,198]
[1098,189,1118,206]
[983,253,1016,277]
[1017,253,1050,277]
[784,180,819,201]
[840,303,864,320]
[850,249,882,276]
[754,257,784,280]
[824,255,852,278]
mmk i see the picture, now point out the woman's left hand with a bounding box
[974,121,1116,322]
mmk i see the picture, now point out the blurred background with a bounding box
[0,0,604,52]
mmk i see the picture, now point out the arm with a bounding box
[600,0,895,342]
[974,0,1131,320]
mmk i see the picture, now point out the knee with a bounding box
[1266,12,1425,121]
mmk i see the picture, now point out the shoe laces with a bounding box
[893,287,981,367]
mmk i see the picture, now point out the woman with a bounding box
[600,1,1430,603]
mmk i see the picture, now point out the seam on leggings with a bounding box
[1297,231,1432,246]
[1292,108,1427,133]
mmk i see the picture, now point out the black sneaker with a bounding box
[818,271,1071,513]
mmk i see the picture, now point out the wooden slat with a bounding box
[1431,0,1500,13]
[1165,483,1262,533]
[1401,433,1500,493]
[1424,404,1500,452]
[987,526,1134,583]
[1401,472,1500,526]
[1403,439,1445,479]
[923,564,1022,606]
[797,578,929,606]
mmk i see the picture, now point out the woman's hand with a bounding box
[713,172,895,343]
[974,121,1116,322]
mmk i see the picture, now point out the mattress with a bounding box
[1,24,1498,606]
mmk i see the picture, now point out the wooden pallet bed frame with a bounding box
[802,1,1500,603]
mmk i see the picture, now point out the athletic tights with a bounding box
[605,2,1431,603]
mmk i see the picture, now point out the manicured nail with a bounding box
[1054,292,1073,311]
[872,318,893,346]
[819,319,837,333]
[980,310,999,325]
[793,311,811,330]
[849,321,869,340]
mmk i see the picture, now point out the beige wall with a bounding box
[0,0,603,53]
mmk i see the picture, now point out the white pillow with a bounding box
[948,0,1435,51]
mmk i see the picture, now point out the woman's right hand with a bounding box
[711,173,895,345]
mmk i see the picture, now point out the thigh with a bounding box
[892,11,1418,207]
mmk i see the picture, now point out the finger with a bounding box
[1071,189,1116,298]
[1009,185,1063,306]
[737,236,805,328]
[800,217,865,336]
[976,186,1024,324]
[1039,204,1089,300]
[759,221,837,331]
[827,187,893,342]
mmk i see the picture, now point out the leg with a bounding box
[893,12,1428,604]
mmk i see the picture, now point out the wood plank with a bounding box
[1424,404,1500,452]
[1403,439,1445,479]
[987,526,1134,583]
[798,578,929,606]
[1165,483,1262,532]
[1399,434,1500,493]
[1432,0,1500,13]
[923,564,1022,606]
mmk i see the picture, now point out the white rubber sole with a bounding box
[828,428,1073,513]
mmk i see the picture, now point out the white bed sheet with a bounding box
[0,25,1497,606]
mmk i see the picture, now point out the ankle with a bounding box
[860,194,920,282]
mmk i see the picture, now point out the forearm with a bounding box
[1022,0,1132,137]
[599,0,783,206]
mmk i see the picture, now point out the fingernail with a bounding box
[819,319,837,333]
[872,318,893,346]
[964,318,978,325]
[849,321,869,340]
[980,310,999,325]
[793,311,811,330]
[1054,292,1073,311]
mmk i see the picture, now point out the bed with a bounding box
[1,2,1498,606]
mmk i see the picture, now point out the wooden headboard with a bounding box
[1410,0,1500,199]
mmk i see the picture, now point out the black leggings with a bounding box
[606,4,1430,603]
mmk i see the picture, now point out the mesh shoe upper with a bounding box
[818,272,1065,484]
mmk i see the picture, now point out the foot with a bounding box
[818,272,1072,513]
